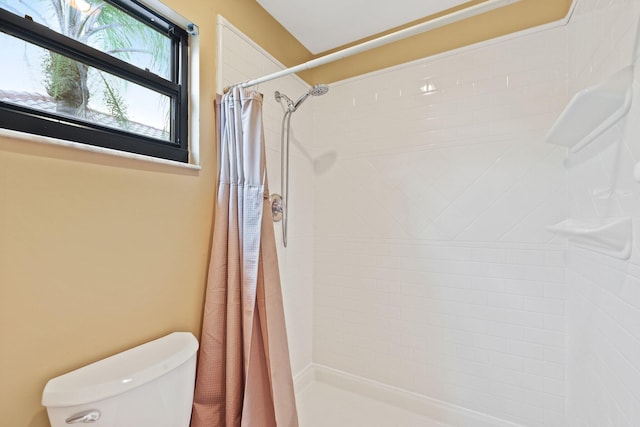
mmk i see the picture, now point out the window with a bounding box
[0,0,189,162]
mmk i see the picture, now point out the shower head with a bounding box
[276,85,329,112]
[309,84,329,96]
[293,84,329,111]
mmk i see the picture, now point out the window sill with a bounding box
[0,128,201,171]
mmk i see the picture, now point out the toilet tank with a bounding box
[42,332,199,427]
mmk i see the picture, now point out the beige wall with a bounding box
[0,0,573,426]
[0,1,309,426]
[305,0,574,83]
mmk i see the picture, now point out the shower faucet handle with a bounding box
[270,194,283,222]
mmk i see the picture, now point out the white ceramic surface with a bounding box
[546,217,632,260]
[546,67,633,153]
[42,332,198,427]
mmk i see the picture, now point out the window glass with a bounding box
[0,32,171,141]
[0,0,188,162]
[0,0,172,79]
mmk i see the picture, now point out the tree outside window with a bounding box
[0,0,172,138]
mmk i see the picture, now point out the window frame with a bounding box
[0,0,190,163]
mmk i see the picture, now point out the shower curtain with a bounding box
[191,87,299,427]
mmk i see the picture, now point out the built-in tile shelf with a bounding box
[546,67,633,153]
[546,217,632,259]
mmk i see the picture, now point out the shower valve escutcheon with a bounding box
[270,194,283,222]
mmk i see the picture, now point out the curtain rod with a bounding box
[227,0,522,90]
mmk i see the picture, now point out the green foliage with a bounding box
[43,52,88,109]
[5,0,171,124]
[101,76,128,127]
[85,1,170,77]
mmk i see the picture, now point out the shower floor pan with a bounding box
[297,381,451,427]
[294,366,524,427]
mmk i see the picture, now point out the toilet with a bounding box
[41,332,198,427]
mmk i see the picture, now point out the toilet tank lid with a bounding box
[42,332,199,407]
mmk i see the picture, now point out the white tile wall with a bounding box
[312,19,569,427]
[219,0,640,424]
[565,0,640,426]
[217,19,315,377]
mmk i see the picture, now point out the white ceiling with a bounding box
[256,0,471,54]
